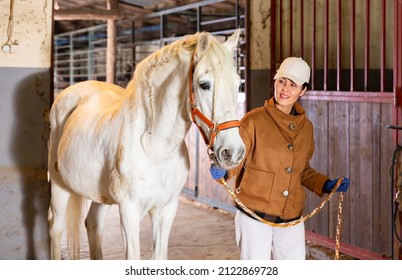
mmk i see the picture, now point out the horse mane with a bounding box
[124,32,233,132]
[126,33,199,94]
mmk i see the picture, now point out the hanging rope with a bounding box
[2,0,15,52]
[218,177,345,259]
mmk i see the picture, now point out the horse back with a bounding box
[50,81,124,131]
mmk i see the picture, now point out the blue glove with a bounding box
[210,164,228,180]
[323,178,350,193]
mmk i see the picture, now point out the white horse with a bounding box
[48,30,245,260]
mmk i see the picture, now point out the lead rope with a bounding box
[218,177,345,259]
[335,192,344,260]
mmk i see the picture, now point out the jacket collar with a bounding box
[264,97,306,137]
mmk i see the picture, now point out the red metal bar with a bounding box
[303,90,393,103]
[364,0,370,91]
[381,0,386,93]
[289,0,293,57]
[279,0,283,61]
[394,0,402,160]
[350,0,355,91]
[396,0,402,89]
[301,0,304,58]
[306,231,390,260]
[270,0,277,84]
[337,0,342,91]
[245,0,251,107]
[324,0,329,91]
[311,0,316,90]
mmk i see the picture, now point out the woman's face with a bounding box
[274,77,307,114]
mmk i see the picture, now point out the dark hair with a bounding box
[302,82,309,90]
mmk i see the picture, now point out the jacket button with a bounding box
[286,166,292,173]
[289,123,295,130]
[287,144,294,150]
[283,190,289,197]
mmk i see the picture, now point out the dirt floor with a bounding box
[62,195,240,260]
[61,194,350,260]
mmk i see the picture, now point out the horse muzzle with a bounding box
[212,133,245,169]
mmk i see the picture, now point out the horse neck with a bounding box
[135,55,192,158]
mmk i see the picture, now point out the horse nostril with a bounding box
[219,148,232,162]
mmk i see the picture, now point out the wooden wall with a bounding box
[184,125,237,212]
[301,98,394,258]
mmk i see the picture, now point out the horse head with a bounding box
[189,30,245,169]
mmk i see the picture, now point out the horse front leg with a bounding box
[149,197,179,260]
[85,202,111,260]
[119,200,141,259]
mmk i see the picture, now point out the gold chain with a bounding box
[219,177,345,259]
[335,192,344,260]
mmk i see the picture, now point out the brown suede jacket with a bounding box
[227,97,329,220]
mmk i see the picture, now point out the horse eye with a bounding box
[199,81,211,91]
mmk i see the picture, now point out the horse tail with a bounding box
[66,192,86,260]
[49,86,83,139]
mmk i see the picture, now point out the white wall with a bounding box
[0,0,52,68]
[0,0,52,259]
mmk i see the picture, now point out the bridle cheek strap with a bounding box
[189,49,240,149]
[191,107,240,148]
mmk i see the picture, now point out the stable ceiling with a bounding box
[54,0,241,35]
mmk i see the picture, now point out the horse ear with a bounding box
[196,32,210,58]
[224,29,241,55]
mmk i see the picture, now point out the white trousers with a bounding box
[235,210,306,260]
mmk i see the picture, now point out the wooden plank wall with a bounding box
[300,99,393,257]
[184,126,236,212]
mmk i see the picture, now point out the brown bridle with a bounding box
[188,49,241,150]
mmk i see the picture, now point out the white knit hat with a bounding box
[274,57,311,85]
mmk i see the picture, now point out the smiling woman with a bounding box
[273,77,307,115]
[209,56,350,260]
[273,57,310,115]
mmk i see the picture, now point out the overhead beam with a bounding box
[54,8,129,21]
[138,0,228,19]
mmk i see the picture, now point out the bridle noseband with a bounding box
[188,49,241,152]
